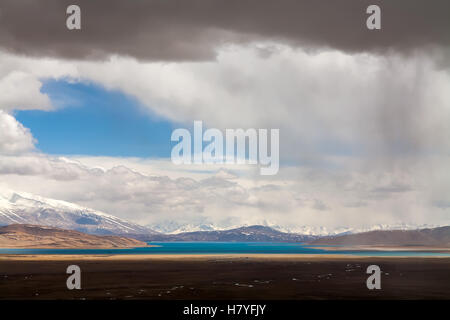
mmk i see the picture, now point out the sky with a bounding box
[0,0,449,231]
[16,80,177,157]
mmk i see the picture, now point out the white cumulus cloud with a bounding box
[0,111,35,154]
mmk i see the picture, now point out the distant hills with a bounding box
[137,226,449,246]
[136,225,316,242]
[148,220,439,236]
[1,224,448,249]
[309,226,450,247]
[0,224,148,249]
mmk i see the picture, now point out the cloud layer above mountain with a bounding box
[1,153,449,229]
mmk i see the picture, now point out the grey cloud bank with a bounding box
[0,0,449,61]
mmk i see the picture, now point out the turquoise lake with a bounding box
[0,242,449,256]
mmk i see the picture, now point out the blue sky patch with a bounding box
[15,79,178,158]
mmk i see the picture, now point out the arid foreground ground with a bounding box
[0,255,449,300]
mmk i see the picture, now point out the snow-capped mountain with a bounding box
[148,221,239,234]
[141,225,316,242]
[0,189,156,235]
[242,221,443,236]
[149,220,443,236]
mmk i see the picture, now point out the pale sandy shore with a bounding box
[1,253,449,261]
[306,245,450,252]
[0,244,157,249]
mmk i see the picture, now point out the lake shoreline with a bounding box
[1,253,450,261]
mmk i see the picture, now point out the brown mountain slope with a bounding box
[309,226,450,247]
[0,224,148,249]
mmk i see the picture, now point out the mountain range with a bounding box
[136,225,316,242]
[148,220,440,236]
[0,189,449,246]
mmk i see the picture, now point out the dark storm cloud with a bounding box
[0,0,449,61]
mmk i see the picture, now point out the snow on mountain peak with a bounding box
[148,219,443,236]
[0,189,154,235]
